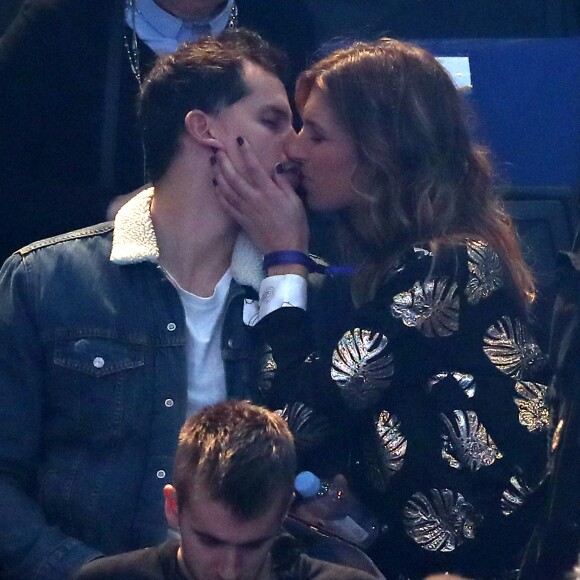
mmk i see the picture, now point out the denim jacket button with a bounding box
[156,470,166,479]
[166,322,176,332]
[164,398,174,408]
[227,339,234,348]
[92,356,105,369]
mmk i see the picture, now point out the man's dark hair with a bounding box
[173,401,296,520]
[138,28,286,182]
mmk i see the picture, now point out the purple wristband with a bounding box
[263,251,314,271]
[263,251,354,276]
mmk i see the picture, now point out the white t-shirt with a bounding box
[166,268,306,417]
[171,270,232,417]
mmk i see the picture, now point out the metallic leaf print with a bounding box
[413,247,433,258]
[360,410,408,493]
[440,410,503,470]
[403,489,481,552]
[331,328,394,409]
[376,410,408,475]
[391,278,460,337]
[258,345,277,392]
[275,402,333,451]
[501,475,533,516]
[428,371,477,398]
[465,240,504,304]
[483,316,544,379]
[304,352,320,364]
[514,381,550,432]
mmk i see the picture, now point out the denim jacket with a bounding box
[0,189,266,579]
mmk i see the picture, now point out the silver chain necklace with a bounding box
[123,0,239,85]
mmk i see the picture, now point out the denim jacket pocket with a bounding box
[48,337,148,444]
[54,337,145,377]
[43,338,150,534]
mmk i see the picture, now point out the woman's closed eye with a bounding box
[300,125,325,144]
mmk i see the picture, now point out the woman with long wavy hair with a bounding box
[214,38,552,579]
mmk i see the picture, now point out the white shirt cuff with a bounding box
[243,274,307,327]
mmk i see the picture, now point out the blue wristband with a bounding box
[263,251,353,276]
[263,250,314,271]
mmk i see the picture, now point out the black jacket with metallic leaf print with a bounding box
[258,241,553,580]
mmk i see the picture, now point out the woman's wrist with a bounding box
[263,250,313,279]
[266,264,309,278]
[263,250,355,278]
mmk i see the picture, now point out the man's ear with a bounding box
[184,110,223,151]
[164,484,180,528]
[281,491,295,522]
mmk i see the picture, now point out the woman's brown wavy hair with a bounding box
[295,38,534,306]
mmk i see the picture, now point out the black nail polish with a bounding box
[275,163,284,174]
[236,136,244,146]
[212,178,218,186]
[210,155,217,166]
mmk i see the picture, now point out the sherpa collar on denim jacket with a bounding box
[110,186,264,291]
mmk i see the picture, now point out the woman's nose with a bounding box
[284,130,305,162]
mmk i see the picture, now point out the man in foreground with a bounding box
[74,400,379,580]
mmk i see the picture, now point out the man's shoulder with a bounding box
[271,535,382,580]
[15,222,113,257]
[73,540,180,580]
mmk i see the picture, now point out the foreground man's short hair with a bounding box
[173,400,296,519]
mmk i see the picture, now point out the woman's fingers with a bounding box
[235,135,273,189]
[213,147,294,218]
[212,139,309,253]
[213,171,247,225]
[221,137,298,204]
[214,150,255,208]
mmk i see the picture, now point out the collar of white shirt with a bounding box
[126,0,235,54]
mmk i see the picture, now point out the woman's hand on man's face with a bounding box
[212,137,310,261]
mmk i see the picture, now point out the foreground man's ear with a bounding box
[164,484,179,528]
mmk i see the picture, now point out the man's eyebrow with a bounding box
[193,528,274,547]
[239,533,276,547]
